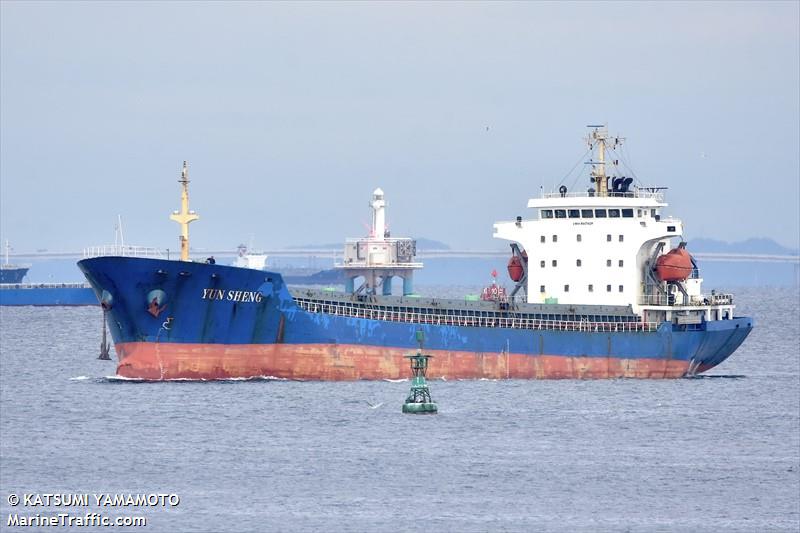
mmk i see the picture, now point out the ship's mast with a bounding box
[169,161,200,261]
[586,125,623,197]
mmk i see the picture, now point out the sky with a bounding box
[1,1,798,254]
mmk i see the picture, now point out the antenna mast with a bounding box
[114,214,125,249]
[585,125,623,197]
[169,161,200,261]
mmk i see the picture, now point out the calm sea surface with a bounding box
[1,286,798,532]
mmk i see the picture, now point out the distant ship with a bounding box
[0,241,29,283]
[79,133,752,381]
[0,265,29,284]
[232,243,344,286]
[275,267,343,285]
[0,240,96,306]
[0,281,98,306]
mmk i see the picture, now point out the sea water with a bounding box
[0,286,798,532]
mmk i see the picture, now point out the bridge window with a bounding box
[667,225,676,232]
[541,209,553,219]
[555,209,567,218]
[609,209,620,218]
[595,209,607,218]
[568,209,580,218]
[622,209,634,218]
[581,209,594,218]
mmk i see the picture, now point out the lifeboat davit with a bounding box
[655,245,694,282]
[507,256,524,282]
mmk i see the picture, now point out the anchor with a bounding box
[98,305,111,360]
[684,358,701,378]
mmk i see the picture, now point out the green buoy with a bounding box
[402,331,438,414]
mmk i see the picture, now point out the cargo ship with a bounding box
[277,267,343,286]
[0,282,97,306]
[0,240,97,306]
[78,130,752,380]
[0,241,29,284]
[0,266,29,284]
[231,244,344,286]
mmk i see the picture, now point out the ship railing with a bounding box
[710,293,734,305]
[0,282,92,289]
[294,297,660,333]
[639,294,670,306]
[541,190,664,201]
[83,245,167,259]
[639,292,734,306]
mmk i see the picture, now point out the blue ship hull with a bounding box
[0,284,98,306]
[0,266,29,284]
[77,256,753,380]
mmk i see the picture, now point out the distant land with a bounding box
[10,236,798,287]
[288,237,797,255]
[288,237,451,250]
[686,238,798,256]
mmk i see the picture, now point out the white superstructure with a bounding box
[493,125,734,322]
[232,244,267,270]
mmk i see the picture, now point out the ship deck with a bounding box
[289,288,660,333]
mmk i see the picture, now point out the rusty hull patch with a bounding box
[114,342,691,381]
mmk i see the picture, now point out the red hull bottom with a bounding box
[115,342,690,380]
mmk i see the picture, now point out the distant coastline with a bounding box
[686,237,798,256]
[12,239,798,289]
[286,236,798,255]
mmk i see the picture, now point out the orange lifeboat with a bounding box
[655,245,694,282]
[507,256,524,282]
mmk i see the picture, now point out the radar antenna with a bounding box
[585,125,624,197]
